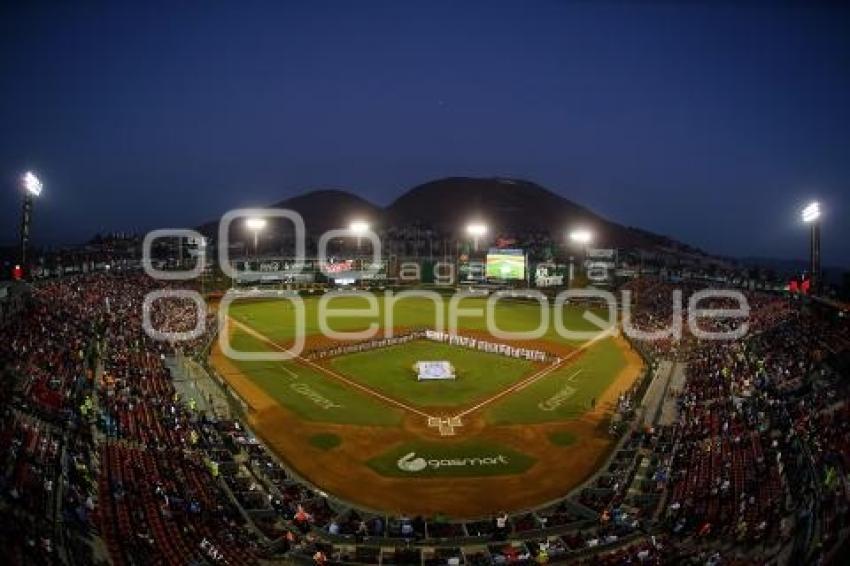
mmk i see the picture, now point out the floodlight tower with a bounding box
[19,171,43,275]
[350,220,370,253]
[801,202,821,294]
[245,217,267,258]
[466,222,487,252]
[568,229,593,284]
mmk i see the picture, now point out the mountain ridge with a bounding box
[197,176,705,256]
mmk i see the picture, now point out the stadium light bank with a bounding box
[466,222,487,252]
[801,201,822,293]
[19,171,44,277]
[569,229,592,245]
[567,229,593,283]
[245,217,267,256]
[350,220,370,251]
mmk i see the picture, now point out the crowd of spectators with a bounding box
[607,277,850,564]
[1,272,848,565]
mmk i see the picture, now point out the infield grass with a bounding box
[328,339,535,408]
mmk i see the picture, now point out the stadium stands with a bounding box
[0,272,848,564]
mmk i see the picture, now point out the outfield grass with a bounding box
[225,295,606,346]
[486,337,626,425]
[367,440,535,478]
[328,340,535,408]
[228,330,403,426]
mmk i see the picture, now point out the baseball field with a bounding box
[209,293,643,518]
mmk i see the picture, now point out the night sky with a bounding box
[1,1,848,265]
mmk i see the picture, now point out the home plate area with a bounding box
[428,415,463,436]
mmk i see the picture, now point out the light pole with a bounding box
[19,171,43,277]
[245,217,267,260]
[568,229,592,285]
[802,202,821,294]
[350,220,370,254]
[466,222,487,253]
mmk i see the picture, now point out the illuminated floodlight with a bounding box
[245,217,267,231]
[349,220,372,253]
[349,220,370,234]
[466,223,487,236]
[801,202,821,223]
[569,229,592,244]
[22,171,43,197]
[466,222,487,252]
[245,217,267,256]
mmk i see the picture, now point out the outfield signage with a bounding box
[587,248,616,260]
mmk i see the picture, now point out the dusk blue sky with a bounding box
[1,1,848,265]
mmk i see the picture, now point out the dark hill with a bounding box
[387,177,663,249]
[198,176,697,254]
[268,189,383,235]
[198,189,382,242]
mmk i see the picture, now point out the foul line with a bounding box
[227,317,434,419]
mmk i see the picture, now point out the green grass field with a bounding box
[221,296,626,428]
[486,337,626,424]
[329,340,535,408]
[225,294,605,345]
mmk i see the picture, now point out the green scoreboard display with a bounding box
[486,249,526,280]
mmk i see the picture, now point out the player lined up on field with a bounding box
[303,328,557,363]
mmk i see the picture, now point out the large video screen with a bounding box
[486,249,526,280]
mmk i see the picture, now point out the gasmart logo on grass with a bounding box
[397,451,510,473]
[369,441,535,478]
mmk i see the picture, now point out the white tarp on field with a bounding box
[416,361,455,381]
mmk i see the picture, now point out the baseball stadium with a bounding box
[3,2,850,566]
